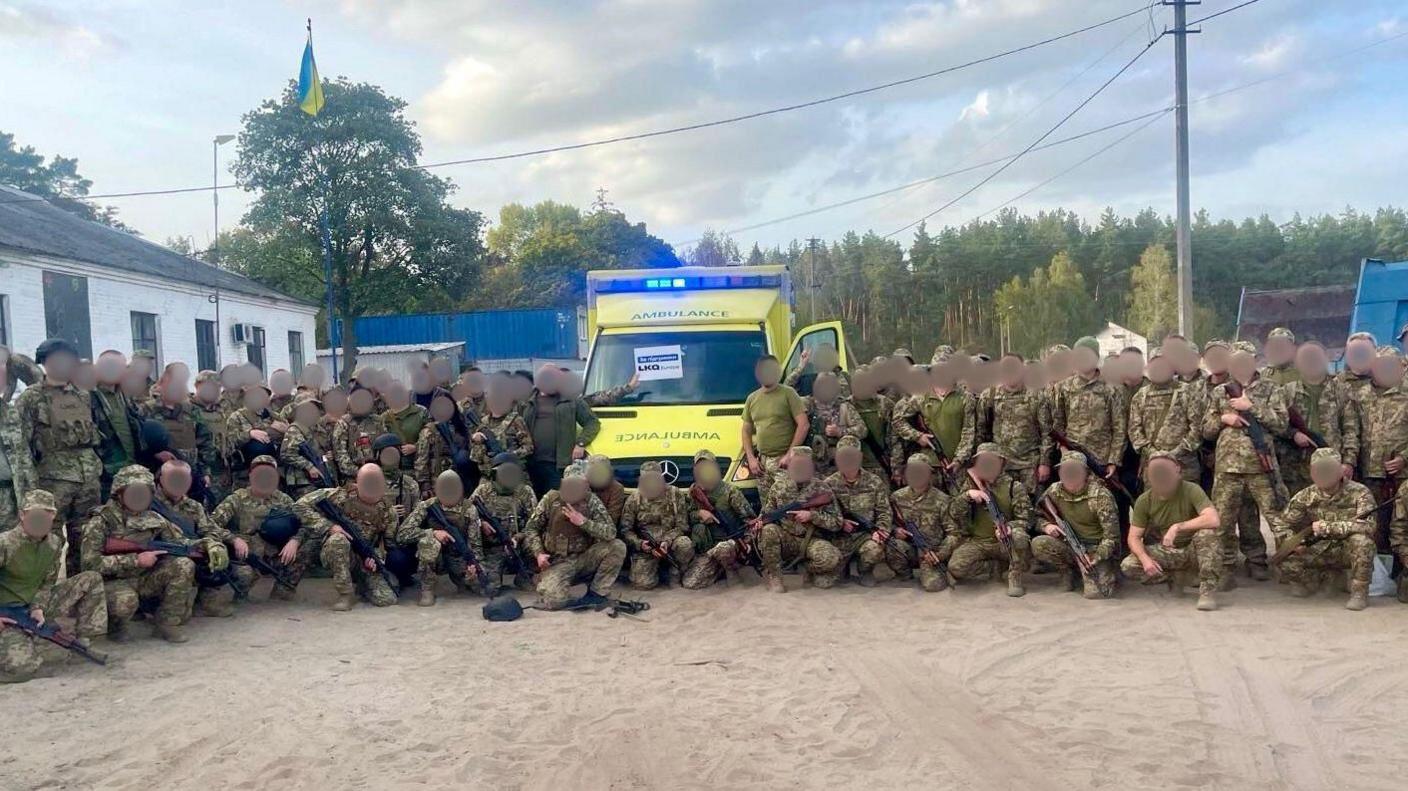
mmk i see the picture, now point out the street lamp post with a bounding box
[211,134,235,367]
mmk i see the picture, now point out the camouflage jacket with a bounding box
[592,480,628,527]
[784,366,852,398]
[1051,374,1126,464]
[415,421,468,489]
[1352,383,1408,478]
[15,382,101,484]
[892,390,977,466]
[142,400,217,472]
[1390,486,1408,562]
[686,481,755,544]
[457,393,487,421]
[80,501,200,579]
[398,497,483,554]
[210,487,299,543]
[190,398,231,471]
[1039,480,1119,561]
[1276,480,1376,546]
[1259,362,1301,387]
[522,491,617,558]
[620,487,690,547]
[1334,369,1374,404]
[294,486,398,556]
[381,405,429,448]
[227,407,283,465]
[1127,381,1199,468]
[469,480,538,545]
[1201,377,1289,475]
[584,382,636,408]
[1278,378,1359,469]
[954,473,1033,542]
[804,396,866,468]
[849,395,903,474]
[977,385,1050,470]
[332,413,386,479]
[280,422,333,489]
[824,470,893,533]
[468,412,533,470]
[0,527,63,605]
[2,353,41,404]
[0,398,34,498]
[892,485,958,558]
[762,477,842,537]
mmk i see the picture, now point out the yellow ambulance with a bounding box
[581,265,848,496]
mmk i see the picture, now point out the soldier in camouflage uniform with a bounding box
[803,372,866,476]
[1388,469,1408,604]
[583,371,640,407]
[1,345,42,404]
[142,370,217,490]
[470,453,538,591]
[892,356,976,487]
[1335,331,1377,404]
[586,453,628,527]
[848,366,903,482]
[882,453,958,592]
[1127,347,1200,481]
[1274,448,1376,610]
[756,446,844,593]
[1278,342,1358,496]
[209,456,304,601]
[333,386,385,481]
[16,340,102,573]
[1050,339,1126,482]
[152,459,234,618]
[295,464,402,611]
[190,370,233,505]
[456,367,488,419]
[397,470,485,605]
[226,383,287,489]
[1352,346,1408,550]
[0,391,33,532]
[1033,451,1120,599]
[682,449,756,589]
[978,353,1052,496]
[1121,452,1223,610]
[785,343,850,398]
[268,369,296,419]
[521,461,627,609]
[415,390,473,492]
[0,490,107,683]
[279,393,332,499]
[1259,327,1300,386]
[824,436,892,586]
[1202,346,1289,584]
[948,443,1033,597]
[380,381,428,474]
[468,384,533,477]
[81,465,227,642]
[620,460,693,589]
[370,434,420,520]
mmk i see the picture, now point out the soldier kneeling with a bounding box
[755,446,844,593]
[620,460,693,590]
[1033,451,1120,599]
[296,464,401,611]
[1274,448,1377,611]
[398,470,487,605]
[522,461,626,610]
[949,443,1033,597]
[1121,452,1222,611]
[879,453,957,592]
[682,450,756,589]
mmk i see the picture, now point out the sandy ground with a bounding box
[2,568,1406,791]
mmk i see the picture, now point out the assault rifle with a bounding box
[629,523,684,572]
[427,503,492,592]
[1286,406,1327,449]
[1269,497,1392,566]
[0,604,107,666]
[912,411,960,491]
[314,499,400,594]
[891,498,949,577]
[688,486,759,569]
[1221,382,1288,510]
[1038,493,1095,574]
[146,499,250,599]
[1048,429,1134,500]
[967,470,1013,552]
[472,496,528,575]
[298,440,336,487]
[462,409,505,456]
[750,490,835,530]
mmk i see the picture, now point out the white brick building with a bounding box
[0,185,318,375]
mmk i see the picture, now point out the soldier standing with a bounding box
[619,460,692,589]
[682,450,756,590]
[381,381,428,474]
[15,339,102,573]
[456,367,488,419]
[978,352,1051,496]
[1351,346,1408,550]
[848,367,903,482]
[803,371,865,477]
[1260,328,1300,386]
[755,446,843,593]
[278,393,331,499]
[521,461,627,610]
[1335,332,1377,403]
[414,390,473,493]
[90,350,138,499]
[824,436,892,586]
[332,386,385,481]
[1274,448,1376,610]
[1033,452,1120,599]
[741,355,808,502]
[1121,452,1222,610]
[1127,347,1200,480]
[226,383,286,489]
[191,370,232,505]
[784,343,850,397]
[1277,342,1358,496]
[268,369,297,418]
[893,355,976,488]
[1050,338,1126,483]
[948,443,1033,597]
[295,464,401,611]
[468,384,533,478]
[883,454,957,592]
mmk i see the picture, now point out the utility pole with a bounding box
[1166,1,1199,338]
[806,237,821,320]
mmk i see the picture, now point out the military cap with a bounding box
[973,442,1006,460]
[789,446,814,459]
[835,435,861,451]
[21,489,57,512]
[1347,331,1377,345]
[249,454,278,469]
[1073,336,1100,355]
[35,338,80,364]
[113,464,155,491]
[561,461,589,481]
[1267,327,1296,343]
[1375,345,1402,358]
[692,449,717,466]
[1147,346,1165,360]
[1310,447,1342,467]
[241,382,273,395]
[1232,340,1257,354]
[869,355,889,366]
[905,452,932,468]
[491,452,520,469]
[1057,450,1086,467]
[639,460,663,476]
[194,370,219,386]
[371,433,402,454]
[292,392,323,410]
[1202,339,1230,353]
[1146,450,1182,466]
[587,453,612,466]
[892,348,915,362]
[1398,322,1408,341]
[1044,344,1071,358]
[929,345,956,364]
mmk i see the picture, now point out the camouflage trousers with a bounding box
[0,571,107,683]
[1277,533,1375,592]
[231,534,309,596]
[757,454,786,503]
[416,534,521,596]
[856,537,921,583]
[536,539,627,609]
[629,536,695,590]
[757,523,843,586]
[948,536,1031,583]
[107,556,196,628]
[320,533,398,606]
[1031,535,1115,597]
[42,476,99,575]
[0,480,16,533]
[1362,477,1396,552]
[1119,530,1222,589]
[483,544,534,591]
[1211,472,1281,569]
[681,539,745,589]
[1008,467,1039,500]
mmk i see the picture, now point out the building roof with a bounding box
[1237,284,1356,352]
[0,184,316,306]
[315,342,466,355]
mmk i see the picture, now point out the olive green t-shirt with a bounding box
[743,385,805,458]
[1132,481,1211,548]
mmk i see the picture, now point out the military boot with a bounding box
[1289,579,1316,598]
[198,591,235,618]
[1006,570,1026,598]
[1063,567,1081,592]
[1081,576,1104,600]
[1346,584,1369,612]
[157,622,189,643]
[418,584,436,607]
[269,584,297,601]
[331,592,355,612]
[106,619,132,643]
[1397,574,1408,604]
[1196,584,1217,611]
[763,571,786,593]
[1247,562,1270,582]
[1217,570,1238,592]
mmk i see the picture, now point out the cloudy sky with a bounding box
[2,0,1404,254]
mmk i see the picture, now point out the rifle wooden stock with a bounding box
[968,470,1013,552]
[1269,497,1392,565]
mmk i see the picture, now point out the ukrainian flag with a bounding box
[296,30,325,116]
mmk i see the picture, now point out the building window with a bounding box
[195,319,218,372]
[131,311,160,367]
[0,294,9,347]
[288,330,305,372]
[247,326,266,373]
[42,271,92,359]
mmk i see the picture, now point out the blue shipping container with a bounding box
[332,308,579,363]
[1350,258,1408,344]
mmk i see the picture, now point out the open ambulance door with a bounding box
[781,321,849,396]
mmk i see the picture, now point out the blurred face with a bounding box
[1147,357,1173,385]
[534,365,559,395]
[755,359,781,388]
[243,387,270,412]
[812,345,838,371]
[1173,344,1201,377]
[463,370,486,394]
[1203,347,1229,375]
[560,477,588,504]
[493,463,523,491]
[998,357,1023,388]
[850,370,877,400]
[450,382,473,403]
[973,453,1003,482]
[160,464,193,499]
[1058,462,1087,492]
[294,402,321,427]
[73,362,96,391]
[1295,344,1329,382]
[239,364,261,387]
[905,461,932,491]
[930,363,957,391]
[120,368,147,397]
[430,395,455,422]
[300,363,326,390]
[1023,363,1047,392]
[1346,340,1375,374]
[835,448,861,476]
[323,388,348,418]
[429,359,453,385]
[161,370,189,404]
[639,470,666,499]
[377,447,401,469]
[96,353,126,385]
[131,356,153,379]
[1120,354,1143,381]
[434,471,464,505]
[558,372,584,399]
[120,483,153,514]
[1310,458,1344,490]
[250,465,279,496]
[812,373,839,402]
[1046,351,1073,381]
[219,365,239,389]
[693,459,721,488]
[904,366,928,396]
[411,368,432,394]
[349,389,374,415]
[1229,352,1257,384]
[384,382,410,410]
[1147,459,1181,497]
[195,380,220,404]
[1072,347,1098,375]
[43,351,79,383]
[586,458,614,489]
[1371,356,1404,387]
[20,506,57,539]
[486,384,512,416]
[270,370,294,396]
[356,464,387,504]
[1265,337,1295,366]
[786,454,815,484]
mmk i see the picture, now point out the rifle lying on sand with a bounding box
[0,604,108,666]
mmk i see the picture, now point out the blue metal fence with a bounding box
[332,308,579,363]
[1350,259,1408,344]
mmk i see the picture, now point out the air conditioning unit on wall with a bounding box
[231,323,255,345]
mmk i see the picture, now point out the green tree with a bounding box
[685,229,742,267]
[0,130,131,230]
[1124,243,1179,344]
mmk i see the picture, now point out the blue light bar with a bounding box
[596,274,784,294]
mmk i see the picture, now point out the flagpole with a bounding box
[307,18,340,384]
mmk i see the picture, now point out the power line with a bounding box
[1188,0,1262,26]
[883,33,1164,239]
